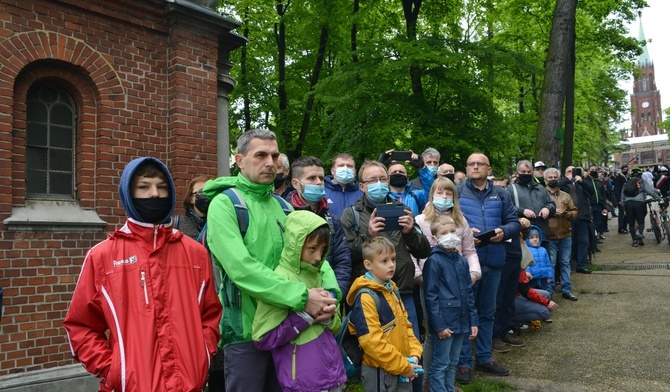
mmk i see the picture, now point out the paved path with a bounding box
[473,219,670,391]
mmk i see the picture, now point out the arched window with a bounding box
[642,77,647,91]
[26,83,76,200]
[648,112,652,122]
[648,74,653,90]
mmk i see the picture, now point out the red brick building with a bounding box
[0,0,243,386]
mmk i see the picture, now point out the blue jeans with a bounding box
[401,293,422,392]
[549,237,573,293]
[429,333,465,392]
[571,220,590,270]
[458,266,501,368]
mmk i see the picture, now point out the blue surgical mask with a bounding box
[300,183,326,204]
[367,181,389,203]
[428,165,438,176]
[334,167,356,184]
[432,197,454,211]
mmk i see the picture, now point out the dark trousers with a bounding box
[617,202,627,230]
[493,255,521,339]
[625,200,647,241]
[571,220,590,270]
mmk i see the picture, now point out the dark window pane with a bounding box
[27,102,48,123]
[39,86,59,104]
[50,172,72,195]
[27,122,48,146]
[51,104,73,126]
[50,126,73,148]
[27,170,47,194]
[49,149,72,172]
[26,147,47,170]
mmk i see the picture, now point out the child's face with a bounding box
[300,238,328,265]
[433,222,456,240]
[529,235,540,246]
[132,175,169,198]
[364,250,396,281]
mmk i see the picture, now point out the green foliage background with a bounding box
[220,0,647,175]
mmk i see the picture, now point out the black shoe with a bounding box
[637,236,645,246]
[632,240,638,247]
[562,292,578,301]
[456,366,471,384]
[618,228,629,234]
[594,248,602,252]
[576,268,592,274]
[597,240,604,244]
[475,361,510,376]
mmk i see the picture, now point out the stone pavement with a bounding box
[472,219,670,391]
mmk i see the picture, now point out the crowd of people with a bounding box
[63,129,670,392]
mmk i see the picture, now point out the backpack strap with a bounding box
[222,188,249,238]
[509,183,520,208]
[271,193,293,216]
[349,205,360,235]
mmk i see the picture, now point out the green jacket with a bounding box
[253,211,341,343]
[204,174,341,346]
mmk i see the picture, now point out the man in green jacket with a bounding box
[204,129,339,392]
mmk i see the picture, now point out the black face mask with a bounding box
[517,174,533,185]
[589,170,598,178]
[273,173,286,189]
[445,173,455,182]
[132,197,172,224]
[194,192,211,215]
[389,173,408,188]
[547,180,559,188]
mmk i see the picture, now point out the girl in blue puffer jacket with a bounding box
[525,226,554,293]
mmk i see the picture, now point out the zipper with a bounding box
[141,270,149,305]
[153,226,159,249]
[291,343,297,380]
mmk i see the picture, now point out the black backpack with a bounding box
[623,177,641,197]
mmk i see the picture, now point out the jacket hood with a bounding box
[325,175,360,192]
[346,274,397,306]
[280,210,330,274]
[119,157,176,224]
[525,224,543,247]
[202,173,274,201]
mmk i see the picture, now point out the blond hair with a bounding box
[430,215,456,236]
[362,236,395,263]
[423,177,464,227]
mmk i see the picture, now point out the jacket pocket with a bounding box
[104,344,123,391]
[439,299,461,328]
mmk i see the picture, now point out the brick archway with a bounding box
[0,31,125,101]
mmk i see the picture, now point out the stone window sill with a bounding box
[3,200,108,232]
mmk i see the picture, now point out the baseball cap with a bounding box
[534,161,546,169]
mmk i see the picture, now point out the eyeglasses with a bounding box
[361,177,388,185]
[466,161,489,167]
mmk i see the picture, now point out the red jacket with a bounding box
[64,219,222,392]
[517,270,550,306]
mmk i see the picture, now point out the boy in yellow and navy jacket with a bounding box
[347,236,423,391]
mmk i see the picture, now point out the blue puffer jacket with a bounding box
[324,175,363,219]
[526,226,554,281]
[457,180,521,268]
[388,166,434,216]
[423,246,478,335]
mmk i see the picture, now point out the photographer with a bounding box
[378,149,434,216]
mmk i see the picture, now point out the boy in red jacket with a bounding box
[64,157,222,392]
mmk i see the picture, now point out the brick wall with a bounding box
[0,0,233,375]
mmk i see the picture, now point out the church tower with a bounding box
[629,20,664,139]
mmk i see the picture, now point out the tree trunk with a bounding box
[561,24,576,169]
[535,0,577,167]
[402,0,423,97]
[275,1,290,152]
[294,25,329,158]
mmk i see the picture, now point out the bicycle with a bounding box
[647,198,665,244]
[658,197,670,246]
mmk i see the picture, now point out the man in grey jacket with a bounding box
[507,160,556,249]
[621,167,661,247]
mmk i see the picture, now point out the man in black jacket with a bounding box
[559,166,593,274]
[612,166,629,233]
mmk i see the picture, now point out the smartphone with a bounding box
[572,167,583,178]
[474,229,497,247]
[376,202,406,232]
[390,150,412,162]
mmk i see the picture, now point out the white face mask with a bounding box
[334,167,356,184]
[437,233,461,249]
